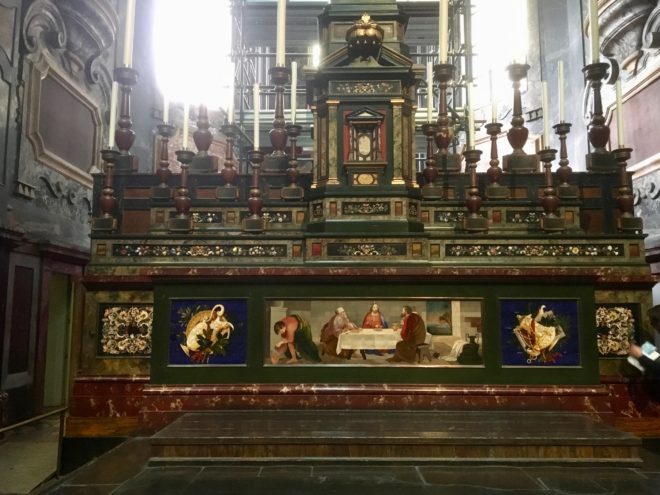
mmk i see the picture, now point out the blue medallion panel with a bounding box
[500,299,580,366]
[169,299,248,365]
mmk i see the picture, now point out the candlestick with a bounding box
[554,122,578,199]
[558,60,565,122]
[182,101,190,149]
[108,81,118,148]
[463,149,488,233]
[589,0,600,64]
[467,82,475,150]
[613,147,643,232]
[421,122,441,199]
[113,66,139,172]
[485,122,508,199]
[92,149,120,232]
[291,61,297,124]
[122,0,136,67]
[253,83,260,148]
[426,62,434,122]
[542,80,550,148]
[191,104,218,172]
[227,93,234,124]
[276,0,286,66]
[583,62,615,171]
[243,150,266,233]
[616,79,624,147]
[168,149,195,233]
[151,123,176,200]
[503,63,539,173]
[433,64,461,173]
[282,124,304,200]
[217,123,238,200]
[439,0,449,64]
[162,94,169,123]
[489,70,496,123]
[268,66,290,162]
[538,147,564,232]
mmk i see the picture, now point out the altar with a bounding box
[68,0,657,438]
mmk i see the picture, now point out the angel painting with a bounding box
[180,304,235,363]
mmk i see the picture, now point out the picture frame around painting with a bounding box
[265,298,484,367]
[168,298,248,365]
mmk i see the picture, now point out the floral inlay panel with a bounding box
[596,304,639,357]
[327,243,407,257]
[331,81,398,95]
[99,304,153,356]
[239,211,292,224]
[435,211,465,223]
[112,244,288,258]
[342,202,390,215]
[507,211,541,224]
[446,244,624,257]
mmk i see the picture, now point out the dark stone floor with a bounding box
[35,438,660,495]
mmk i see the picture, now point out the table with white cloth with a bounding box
[336,328,401,359]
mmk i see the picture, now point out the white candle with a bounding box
[489,70,496,123]
[589,0,600,64]
[439,0,449,64]
[558,60,565,122]
[108,81,118,148]
[276,0,286,66]
[426,61,434,122]
[291,61,297,124]
[122,0,136,67]
[227,92,234,124]
[616,79,624,147]
[467,82,475,149]
[253,83,260,149]
[542,80,550,148]
[182,101,190,149]
[162,94,169,123]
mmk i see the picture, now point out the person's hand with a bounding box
[629,343,643,359]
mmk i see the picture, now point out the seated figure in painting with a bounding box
[271,314,321,364]
[320,306,359,358]
[361,302,388,329]
[387,305,427,363]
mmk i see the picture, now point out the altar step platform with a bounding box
[149,410,642,467]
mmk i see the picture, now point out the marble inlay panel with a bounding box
[446,243,625,257]
[98,304,153,356]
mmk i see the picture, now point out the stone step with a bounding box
[150,410,642,466]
